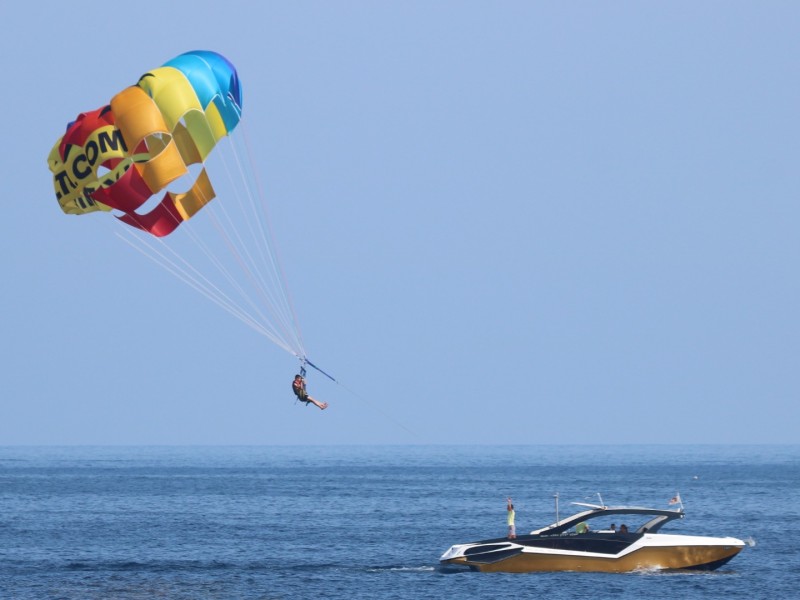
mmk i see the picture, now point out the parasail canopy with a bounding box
[48,51,242,237]
[46,51,314,364]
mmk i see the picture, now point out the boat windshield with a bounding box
[533,506,683,536]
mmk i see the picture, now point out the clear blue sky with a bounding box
[2,1,798,445]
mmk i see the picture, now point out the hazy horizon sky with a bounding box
[2,1,799,445]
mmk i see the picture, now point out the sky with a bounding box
[1,1,799,445]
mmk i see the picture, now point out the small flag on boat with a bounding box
[669,493,682,505]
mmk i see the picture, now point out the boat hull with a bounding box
[440,534,745,573]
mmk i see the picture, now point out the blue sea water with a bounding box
[0,445,797,599]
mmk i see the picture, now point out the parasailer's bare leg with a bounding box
[307,396,328,410]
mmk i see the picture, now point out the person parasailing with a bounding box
[48,50,346,411]
[292,374,328,410]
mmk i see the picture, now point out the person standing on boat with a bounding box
[507,497,516,539]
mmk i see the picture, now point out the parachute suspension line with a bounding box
[195,176,299,353]
[210,131,306,358]
[230,125,306,356]
[181,216,275,331]
[236,121,307,354]
[165,206,296,353]
[113,124,309,361]
[114,163,303,357]
[115,135,302,356]
[203,202,302,354]
[115,230,298,356]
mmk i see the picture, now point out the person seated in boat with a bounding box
[610,523,617,532]
[576,522,590,534]
[619,524,629,534]
[292,374,328,410]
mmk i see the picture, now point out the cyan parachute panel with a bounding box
[166,51,242,132]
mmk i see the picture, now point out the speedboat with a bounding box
[439,501,745,573]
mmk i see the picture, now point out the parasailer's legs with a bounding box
[306,396,328,410]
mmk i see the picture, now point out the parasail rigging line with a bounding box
[239,122,307,353]
[294,356,418,437]
[301,358,337,382]
[116,228,299,356]
[338,379,420,439]
[115,122,308,361]
[215,125,306,355]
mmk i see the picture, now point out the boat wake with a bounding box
[366,565,437,573]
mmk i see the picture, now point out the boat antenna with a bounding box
[597,492,606,509]
[554,492,560,526]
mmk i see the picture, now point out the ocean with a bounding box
[0,445,796,599]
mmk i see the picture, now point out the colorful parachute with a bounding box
[46,51,326,373]
[48,51,242,237]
